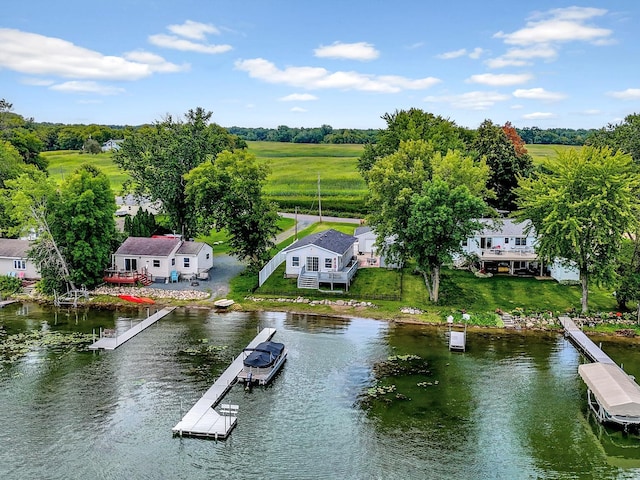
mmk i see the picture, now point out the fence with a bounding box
[258,250,287,287]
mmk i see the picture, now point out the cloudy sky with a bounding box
[2,1,638,129]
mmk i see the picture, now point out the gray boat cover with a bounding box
[243,341,285,368]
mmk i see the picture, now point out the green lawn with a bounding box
[527,144,581,166]
[44,150,129,192]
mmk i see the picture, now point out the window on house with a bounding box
[153,260,160,268]
[206,253,210,260]
[171,258,175,266]
[292,256,299,267]
[306,257,319,272]
[515,237,526,246]
[325,258,333,269]
[14,260,26,270]
[505,238,509,244]
[184,258,190,268]
[462,239,468,247]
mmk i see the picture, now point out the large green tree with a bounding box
[514,146,640,313]
[358,108,470,178]
[406,179,487,302]
[473,119,533,211]
[185,149,279,271]
[587,113,640,163]
[51,164,117,288]
[114,107,245,237]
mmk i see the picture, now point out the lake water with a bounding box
[1,303,640,479]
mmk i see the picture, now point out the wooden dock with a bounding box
[88,307,176,350]
[0,299,19,308]
[558,316,616,364]
[172,327,276,440]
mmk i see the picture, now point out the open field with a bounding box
[43,142,568,215]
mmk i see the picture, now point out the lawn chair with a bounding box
[170,270,179,283]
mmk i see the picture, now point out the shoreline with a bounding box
[10,292,640,342]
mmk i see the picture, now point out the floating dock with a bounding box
[172,327,276,440]
[88,307,176,350]
[559,316,640,428]
[0,300,19,308]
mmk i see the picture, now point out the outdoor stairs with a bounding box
[297,272,319,289]
[501,313,516,329]
[139,274,153,286]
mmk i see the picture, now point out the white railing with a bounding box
[258,250,287,287]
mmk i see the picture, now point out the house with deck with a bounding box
[283,229,358,290]
[354,226,400,268]
[0,239,40,280]
[104,236,213,285]
[459,218,579,282]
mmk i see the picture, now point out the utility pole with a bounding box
[294,206,298,240]
[318,173,322,223]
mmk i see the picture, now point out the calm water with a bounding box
[1,303,640,479]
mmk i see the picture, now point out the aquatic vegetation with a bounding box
[178,342,230,380]
[0,326,94,367]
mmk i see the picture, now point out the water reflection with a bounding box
[1,305,640,479]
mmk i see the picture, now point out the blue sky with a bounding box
[2,1,639,130]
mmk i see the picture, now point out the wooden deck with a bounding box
[172,327,277,440]
[558,316,616,365]
[88,307,176,350]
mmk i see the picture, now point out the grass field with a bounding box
[43,142,569,215]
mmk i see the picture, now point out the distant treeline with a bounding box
[228,125,595,146]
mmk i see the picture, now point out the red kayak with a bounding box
[118,294,155,304]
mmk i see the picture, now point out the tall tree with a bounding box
[114,107,244,237]
[514,146,640,313]
[406,179,487,302]
[587,113,640,163]
[185,149,279,271]
[358,108,470,178]
[50,164,117,289]
[472,119,533,211]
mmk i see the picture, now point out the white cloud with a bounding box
[437,48,467,60]
[513,88,566,101]
[424,91,510,110]
[291,107,307,113]
[511,104,524,109]
[50,81,125,95]
[21,77,55,86]
[522,112,556,119]
[235,58,440,93]
[279,93,318,101]
[487,45,557,68]
[148,34,232,54]
[494,7,611,46]
[167,20,220,40]
[607,88,640,100]
[123,50,189,72]
[0,28,184,81]
[438,47,484,60]
[314,42,379,61]
[581,109,601,115]
[467,73,532,86]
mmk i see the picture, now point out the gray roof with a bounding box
[0,239,30,258]
[115,237,181,256]
[478,218,533,237]
[176,241,206,255]
[284,229,356,255]
[354,226,372,236]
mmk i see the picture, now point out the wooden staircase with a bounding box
[297,272,319,289]
[501,313,516,328]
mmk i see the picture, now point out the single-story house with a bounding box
[354,226,399,268]
[459,218,579,282]
[115,194,162,217]
[0,239,40,280]
[283,229,358,290]
[104,236,213,285]
[101,139,122,152]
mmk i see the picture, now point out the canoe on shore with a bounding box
[118,294,155,304]
[214,299,234,308]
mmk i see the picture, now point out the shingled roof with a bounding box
[114,237,181,257]
[284,229,356,255]
[0,239,30,258]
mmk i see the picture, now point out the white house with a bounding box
[101,139,122,152]
[0,239,40,280]
[115,194,162,217]
[283,229,358,290]
[460,218,578,282]
[354,226,399,268]
[104,236,213,285]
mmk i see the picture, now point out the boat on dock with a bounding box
[237,341,287,386]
